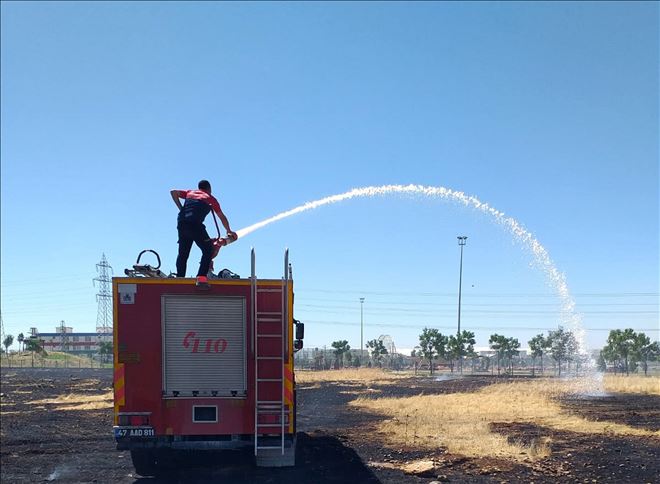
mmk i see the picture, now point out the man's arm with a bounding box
[170,190,185,210]
[217,209,235,236]
[213,203,237,239]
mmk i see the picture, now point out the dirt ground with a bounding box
[1,368,658,483]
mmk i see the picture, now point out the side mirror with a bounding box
[294,320,304,340]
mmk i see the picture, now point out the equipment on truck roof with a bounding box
[123,250,170,278]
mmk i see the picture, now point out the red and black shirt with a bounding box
[175,190,221,225]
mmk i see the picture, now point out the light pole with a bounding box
[457,236,468,335]
[360,297,365,361]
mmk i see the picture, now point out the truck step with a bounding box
[257,405,285,410]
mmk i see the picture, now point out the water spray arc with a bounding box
[235,184,585,354]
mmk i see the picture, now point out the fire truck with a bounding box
[112,249,303,475]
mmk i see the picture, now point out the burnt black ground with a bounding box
[1,368,659,483]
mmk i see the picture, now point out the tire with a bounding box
[130,449,158,477]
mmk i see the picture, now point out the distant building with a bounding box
[32,327,111,354]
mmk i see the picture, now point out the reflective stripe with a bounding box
[284,365,294,433]
[114,363,125,406]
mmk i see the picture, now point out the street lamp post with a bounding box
[457,236,468,335]
[360,297,365,361]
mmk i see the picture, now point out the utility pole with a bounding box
[0,311,5,349]
[0,311,5,362]
[94,254,113,339]
[457,236,468,335]
[360,297,365,361]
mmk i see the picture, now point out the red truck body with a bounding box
[112,252,299,473]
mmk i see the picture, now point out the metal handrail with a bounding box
[251,248,257,456]
[280,249,288,454]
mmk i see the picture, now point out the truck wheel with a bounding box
[130,449,158,477]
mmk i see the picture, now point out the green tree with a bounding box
[17,333,25,352]
[547,327,578,376]
[24,338,44,353]
[24,338,45,367]
[366,339,388,366]
[488,334,507,375]
[418,328,447,375]
[503,337,521,374]
[3,335,14,364]
[99,341,113,364]
[447,331,476,373]
[603,329,637,375]
[631,333,659,376]
[331,340,351,368]
[600,343,620,373]
[528,334,546,376]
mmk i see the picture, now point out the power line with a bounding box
[302,319,660,332]
[0,274,92,288]
[298,288,659,297]
[296,304,659,315]
[296,296,659,307]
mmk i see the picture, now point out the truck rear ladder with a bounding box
[252,249,294,466]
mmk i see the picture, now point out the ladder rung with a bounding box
[257,424,284,428]
[257,311,282,316]
[257,318,281,322]
[257,356,282,360]
[258,334,281,338]
[257,289,282,293]
[256,446,283,450]
[257,400,282,404]
[257,378,282,382]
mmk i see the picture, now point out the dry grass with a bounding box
[296,368,406,384]
[28,391,113,411]
[603,374,660,395]
[350,379,660,462]
[52,400,113,411]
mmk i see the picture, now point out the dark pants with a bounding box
[176,222,214,277]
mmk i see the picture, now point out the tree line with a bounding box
[599,329,659,376]
[325,327,659,376]
[1,332,113,365]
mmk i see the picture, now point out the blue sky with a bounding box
[2,2,658,352]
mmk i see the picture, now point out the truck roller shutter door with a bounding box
[163,295,246,397]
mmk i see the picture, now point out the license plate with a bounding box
[114,427,155,438]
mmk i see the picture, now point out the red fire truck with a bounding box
[112,249,303,475]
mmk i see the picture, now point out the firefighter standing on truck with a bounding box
[170,180,237,280]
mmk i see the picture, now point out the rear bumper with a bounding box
[113,428,254,451]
